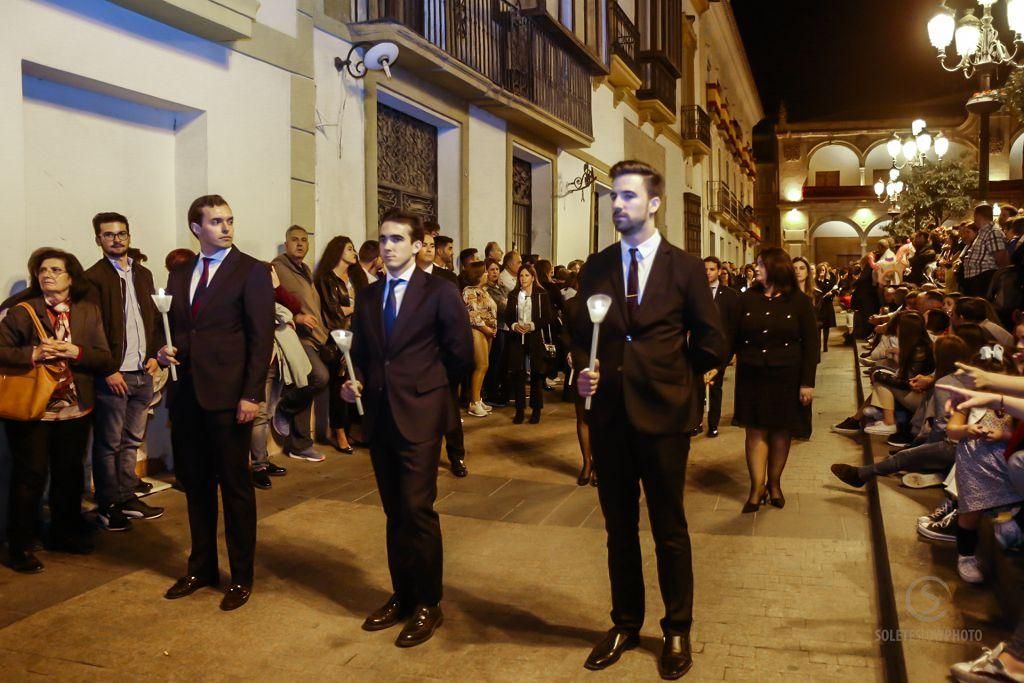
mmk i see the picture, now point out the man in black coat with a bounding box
[85,212,165,532]
[343,209,473,648]
[700,256,740,438]
[572,160,725,680]
[157,195,274,612]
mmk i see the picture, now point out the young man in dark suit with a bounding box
[157,195,274,611]
[342,209,473,647]
[572,160,725,680]
[85,212,165,531]
[700,256,740,438]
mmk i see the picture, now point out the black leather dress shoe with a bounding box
[265,462,287,476]
[659,634,693,680]
[9,550,44,574]
[220,584,252,611]
[584,629,639,670]
[395,605,443,647]
[707,427,719,438]
[165,575,218,600]
[450,459,468,478]
[252,469,271,490]
[362,595,410,631]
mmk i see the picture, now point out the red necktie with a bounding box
[191,257,212,319]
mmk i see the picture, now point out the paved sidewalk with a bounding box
[0,337,882,681]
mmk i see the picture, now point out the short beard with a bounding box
[614,217,645,237]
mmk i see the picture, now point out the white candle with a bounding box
[331,329,364,416]
[151,289,177,381]
[584,294,612,411]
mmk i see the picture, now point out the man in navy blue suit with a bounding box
[342,209,473,648]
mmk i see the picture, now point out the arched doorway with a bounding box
[812,220,861,267]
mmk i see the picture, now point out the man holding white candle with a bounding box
[157,195,274,612]
[85,212,164,532]
[341,208,472,647]
[571,160,725,680]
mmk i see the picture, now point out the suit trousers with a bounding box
[592,416,693,636]
[698,370,726,430]
[171,379,256,586]
[369,399,444,606]
[5,416,91,551]
[444,382,465,462]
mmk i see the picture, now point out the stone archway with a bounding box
[809,218,863,266]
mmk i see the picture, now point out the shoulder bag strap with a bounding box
[16,302,51,343]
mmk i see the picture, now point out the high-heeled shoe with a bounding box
[577,469,592,487]
[768,487,786,509]
[741,488,768,514]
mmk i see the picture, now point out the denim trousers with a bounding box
[91,371,153,507]
[251,363,280,470]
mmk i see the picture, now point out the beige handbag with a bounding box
[0,302,63,421]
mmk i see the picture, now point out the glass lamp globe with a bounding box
[1010,0,1024,35]
[911,119,926,136]
[875,180,885,196]
[895,181,904,194]
[916,132,932,153]
[889,167,900,182]
[886,134,902,159]
[928,8,956,49]
[902,139,919,161]
[955,13,982,57]
[934,133,949,158]
[886,181,896,196]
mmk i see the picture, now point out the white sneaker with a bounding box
[482,403,493,413]
[864,421,898,436]
[950,642,1024,682]
[901,472,945,489]
[957,555,985,584]
[467,401,488,418]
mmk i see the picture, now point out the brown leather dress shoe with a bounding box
[164,575,218,600]
[584,628,640,670]
[362,594,410,631]
[395,605,443,647]
[220,584,252,611]
[659,634,693,680]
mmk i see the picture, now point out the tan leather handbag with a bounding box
[0,302,63,421]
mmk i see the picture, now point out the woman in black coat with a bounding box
[0,248,113,573]
[504,264,554,424]
[733,248,819,513]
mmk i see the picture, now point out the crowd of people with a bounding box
[6,178,1024,678]
[820,202,1024,681]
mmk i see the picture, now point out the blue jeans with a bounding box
[91,371,153,507]
[251,363,280,471]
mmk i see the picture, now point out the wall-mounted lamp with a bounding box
[558,163,596,200]
[335,41,399,79]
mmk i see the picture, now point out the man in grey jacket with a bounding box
[270,225,330,462]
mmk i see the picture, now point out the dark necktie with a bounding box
[626,247,640,319]
[384,277,403,339]
[191,257,213,319]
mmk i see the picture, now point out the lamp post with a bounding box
[928,0,1024,200]
[874,168,905,219]
[885,119,949,170]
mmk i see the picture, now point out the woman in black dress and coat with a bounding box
[733,248,819,513]
[504,264,554,424]
[814,262,838,352]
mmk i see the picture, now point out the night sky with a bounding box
[732,0,992,124]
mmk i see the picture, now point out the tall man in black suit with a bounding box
[572,161,725,680]
[342,209,472,647]
[700,256,740,438]
[157,195,274,612]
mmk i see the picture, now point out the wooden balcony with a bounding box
[800,184,875,201]
[681,105,710,160]
[349,0,594,147]
[636,57,676,129]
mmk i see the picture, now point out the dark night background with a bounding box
[732,0,996,124]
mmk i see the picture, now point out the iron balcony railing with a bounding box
[636,57,676,112]
[681,105,710,148]
[608,0,639,74]
[356,0,593,135]
[708,180,739,225]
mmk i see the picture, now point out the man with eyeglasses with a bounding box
[84,212,165,533]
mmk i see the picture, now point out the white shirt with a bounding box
[189,246,232,303]
[363,266,378,284]
[710,283,719,300]
[421,263,435,275]
[516,289,535,331]
[620,230,661,305]
[384,261,418,315]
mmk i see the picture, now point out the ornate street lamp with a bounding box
[886,119,949,170]
[928,0,1024,199]
[874,167,905,218]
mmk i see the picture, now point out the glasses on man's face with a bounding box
[101,231,129,241]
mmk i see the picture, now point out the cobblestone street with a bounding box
[0,339,882,681]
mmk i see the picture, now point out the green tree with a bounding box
[891,158,978,239]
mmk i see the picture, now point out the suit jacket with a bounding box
[733,288,819,388]
[165,247,275,411]
[430,266,459,288]
[0,296,113,412]
[711,284,740,370]
[350,267,473,444]
[85,257,161,375]
[503,287,555,373]
[569,237,726,435]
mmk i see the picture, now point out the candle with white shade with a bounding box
[584,294,612,411]
[331,329,364,416]
[151,288,177,381]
